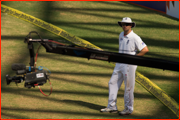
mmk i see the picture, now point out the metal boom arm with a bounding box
[36,40,179,72]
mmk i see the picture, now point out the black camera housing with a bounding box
[24,70,47,88]
[6,63,48,88]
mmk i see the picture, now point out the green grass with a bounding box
[1,1,179,119]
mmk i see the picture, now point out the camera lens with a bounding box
[6,74,12,85]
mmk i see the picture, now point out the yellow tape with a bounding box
[136,72,179,117]
[1,4,179,117]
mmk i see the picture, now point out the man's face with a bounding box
[121,23,132,32]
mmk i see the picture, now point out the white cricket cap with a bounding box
[118,17,136,28]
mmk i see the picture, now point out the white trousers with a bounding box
[107,63,137,112]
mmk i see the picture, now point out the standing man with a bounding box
[100,17,149,115]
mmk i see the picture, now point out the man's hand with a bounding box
[136,46,149,56]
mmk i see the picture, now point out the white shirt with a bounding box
[119,30,146,55]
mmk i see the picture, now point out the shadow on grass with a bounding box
[1,86,156,99]
[1,103,177,119]
[50,76,109,90]
[1,83,178,119]
[3,86,175,119]
[137,69,179,82]
[1,111,30,119]
[38,53,114,69]
[52,2,178,29]
[62,99,105,111]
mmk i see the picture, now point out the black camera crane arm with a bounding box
[24,31,178,72]
[34,39,178,72]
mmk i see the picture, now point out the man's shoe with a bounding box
[100,108,118,113]
[119,108,132,115]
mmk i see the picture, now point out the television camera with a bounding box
[6,31,52,96]
[6,63,49,88]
